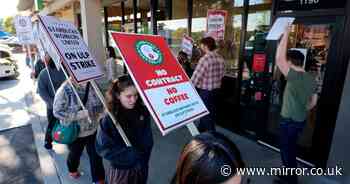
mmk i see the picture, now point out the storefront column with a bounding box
[187,0,193,36]
[80,0,106,68]
[150,0,158,35]
[104,6,109,48]
[121,1,126,32]
[133,0,138,33]
[236,0,249,104]
[327,59,350,182]
[327,2,350,181]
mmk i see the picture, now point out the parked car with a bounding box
[0,48,19,79]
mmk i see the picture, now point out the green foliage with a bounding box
[2,16,15,34]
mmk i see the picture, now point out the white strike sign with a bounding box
[266,17,295,40]
[181,35,193,56]
[38,23,62,70]
[38,15,104,83]
[14,16,34,44]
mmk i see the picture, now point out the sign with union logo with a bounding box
[14,16,35,44]
[38,15,104,83]
[111,32,209,135]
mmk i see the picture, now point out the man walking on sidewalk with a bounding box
[275,27,318,184]
[191,37,225,132]
[37,54,65,149]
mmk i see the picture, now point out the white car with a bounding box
[0,48,19,79]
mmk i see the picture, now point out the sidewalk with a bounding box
[28,91,341,184]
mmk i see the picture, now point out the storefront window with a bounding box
[265,23,332,158]
[156,0,188,54]
[192,0,244,76]
[249,0,272,5]
[238,1,272,135]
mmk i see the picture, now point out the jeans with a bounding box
[279,117,305,184]
[197,88,218,132]
[67,133,105,182]
[45,108,57,145]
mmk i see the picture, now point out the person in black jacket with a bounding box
[37,54,65,149]
[96,75,154,184]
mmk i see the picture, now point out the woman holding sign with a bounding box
[53,79,105,183]
[96,75,154,184]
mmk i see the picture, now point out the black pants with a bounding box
[45,108,57,144]
[197,88,219,132]
[279,118,305,184]
[67,133,105,182]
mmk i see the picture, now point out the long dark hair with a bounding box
[106,75,139,125]
[172,132,245,184]
[107,46,117,59]
[47,57,56,69]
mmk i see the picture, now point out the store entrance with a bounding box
[238,15,344,166]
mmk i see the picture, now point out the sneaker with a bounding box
[44,142,53,150]
[69,172,81,179]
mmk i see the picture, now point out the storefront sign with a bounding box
[207,10,227,40]
[14,16,34,44]
[38,15,104,83]
[277,0,347,11]
[181,35,193,56]
[252,53,266,73]
[111,32,209,135]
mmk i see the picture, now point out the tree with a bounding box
[3,16,15,35]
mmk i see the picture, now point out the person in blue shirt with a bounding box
[96,75,154,184]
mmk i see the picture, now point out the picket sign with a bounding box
[14,16,35,72]
[110,32,207,136]
[37,15,132,146]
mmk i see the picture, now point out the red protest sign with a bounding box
[111,32,208,135]
[207,10,227,40]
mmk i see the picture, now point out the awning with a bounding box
[17,0,34,11]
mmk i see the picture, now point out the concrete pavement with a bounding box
[1,53,343,184]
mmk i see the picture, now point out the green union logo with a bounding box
[135,40,163,65]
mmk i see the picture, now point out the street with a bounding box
[0,53,35,131]
[0,53,43,184]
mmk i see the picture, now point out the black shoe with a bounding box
[44,142,53,150]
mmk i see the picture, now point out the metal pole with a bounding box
[236,0,249,111]
[121,1,126,31]
[133,0,138,33]
[150,0,158,35]
[104,7,109,47]
[187,0,193,36]
[121,1,127,74]
[186,123,200,136]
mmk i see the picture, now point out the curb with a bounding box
[24,90,63,184]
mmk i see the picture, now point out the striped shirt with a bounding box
[191,51,225,90]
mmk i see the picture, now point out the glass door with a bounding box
[260,17,341,165]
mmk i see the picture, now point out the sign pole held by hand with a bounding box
[186,122,200,136]
[90,80,132,146]
[37,15,132,146]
